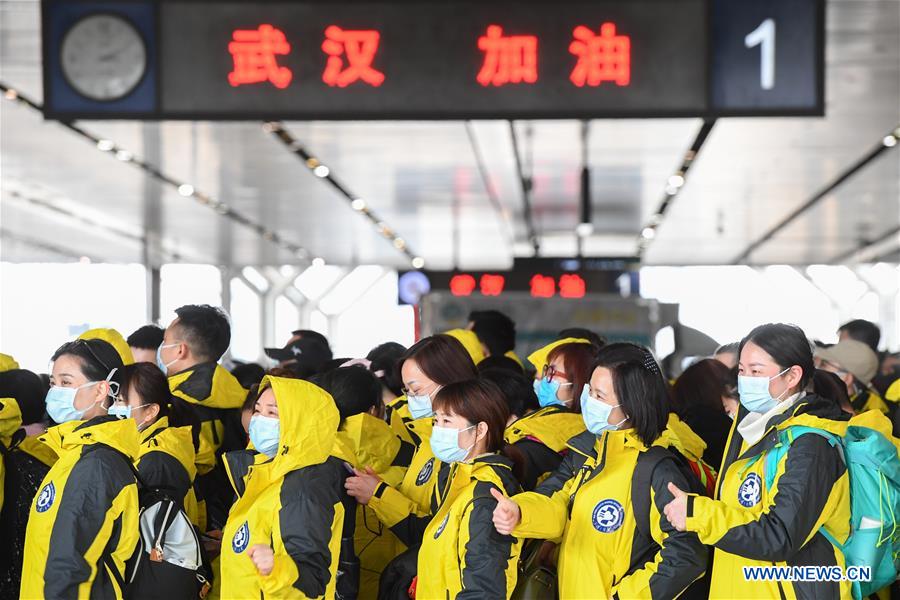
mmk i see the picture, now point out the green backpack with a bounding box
[762,417,900,599]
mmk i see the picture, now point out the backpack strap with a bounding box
[631,446,674,542]
[762,426,843,491]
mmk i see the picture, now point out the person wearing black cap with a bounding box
[264,336,332,379]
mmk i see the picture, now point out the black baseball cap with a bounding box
[264,338,332,374]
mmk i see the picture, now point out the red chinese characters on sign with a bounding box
[477,25,539,87]
[480,274,506,296]
[530,274,556,298]
[450,274,477,297]
[569,23,631,87]
[322,26,386,87]
[228,24,293,89]
[559,274,586,298]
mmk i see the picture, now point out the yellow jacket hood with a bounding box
[505,406,586,453]
[141,416,198,480]
[40,416,141,462]
[0,353,19,372]
[169,362,247,409]
[657,413,707,462]
[0,397,22,448]
[339,412,402,474]
[443,328,485,364]
[259,375,339,479]
[527,337,590,373]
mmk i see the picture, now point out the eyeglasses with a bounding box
[541,364,569,381]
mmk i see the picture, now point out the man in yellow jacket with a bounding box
[220,376,345,599]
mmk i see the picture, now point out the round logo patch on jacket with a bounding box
[35,481,55,513]
[738,472,762,507]
[416,458,435,486]
[434,514,450,539]
[591,499,624,533]
[232,521,250,553]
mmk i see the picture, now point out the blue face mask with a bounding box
[430,424,476,464]
[407,392,435,420]
[738,367,791,414]
[580,384,626,435]
[249,415,280,458]
[156,343,179,376]
[108,403,153,429]
[534,378,572,408]
[45,368,118,424]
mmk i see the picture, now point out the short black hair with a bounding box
[51,338,125,400]
[593,343,669,447]
[812,369,851,413]
[174,304,231,362]
[469,310,516,357]
[0,369,47,425]
[479,367,538,417]
[366,342,407,397]
[230,362,266,388]
[291,329,333,356]
[838,319,881,352]
[739,323,815,390]
[476,355,524,375]
[126,324,165,350]
[558,327,606,349]
[310,366,382,422]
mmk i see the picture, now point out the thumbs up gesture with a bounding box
[663,482,689,532]
[491,487,521,535]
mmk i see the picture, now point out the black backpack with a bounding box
[112,453,212,599]
[631,446,711,600]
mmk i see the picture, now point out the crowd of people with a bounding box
[1,305,899,599]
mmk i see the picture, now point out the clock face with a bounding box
[61,14,147,101]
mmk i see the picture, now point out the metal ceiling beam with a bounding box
[731,125,900,264]
[509,121,540,254]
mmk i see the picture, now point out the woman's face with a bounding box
[546,354,575,403]
[254,388,279,418]
[401,359,440,398]
[49,354,111,420]
[113,383,161,429]
[433,407,485,459]
[738,341,802,400]
[586,366,628,427]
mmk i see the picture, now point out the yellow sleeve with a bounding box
[368,482,428,528]
[686,494,758,544]
[511,488,569,540]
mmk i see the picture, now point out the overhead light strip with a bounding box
[637,118,716,258]
[0,82,312,262]
[732,124,900,264]
[263,121,425,269]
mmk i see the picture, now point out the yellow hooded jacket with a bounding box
[512,427,708,599]
[335,412,414,599]
[0,397,23,513]
[850,388,890,415]
[684,393,851,599]
[526,337,591,374]
[21,416,140,599]
[416,454,524,599]
[220,376,345,599]
[504,405,586,490]
[136,416,201,526]
[168,362,247,475]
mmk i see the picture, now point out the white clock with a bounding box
[61,14,147,101]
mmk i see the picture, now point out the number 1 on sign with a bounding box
[744,18,775,90]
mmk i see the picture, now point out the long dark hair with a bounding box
[122,362,200,450]
[592,343,669,447]
[739,323,814,390]
[545,342,598,413]
[432,379,524,481]
[672,358,734,417]
[397,334,478,388]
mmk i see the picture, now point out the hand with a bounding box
[248,544,275,576]
[490,487,521,535]
[23,423,47,437]
[663,482,688,532]
[345,466,381,505]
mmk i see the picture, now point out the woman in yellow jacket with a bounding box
[21,339,140,599]
[220,375,346,599]
[492,343,708,599]
[663,323,852,599]
[385,378,524,598]
[109,362,202,526]
[346,335,478,531]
